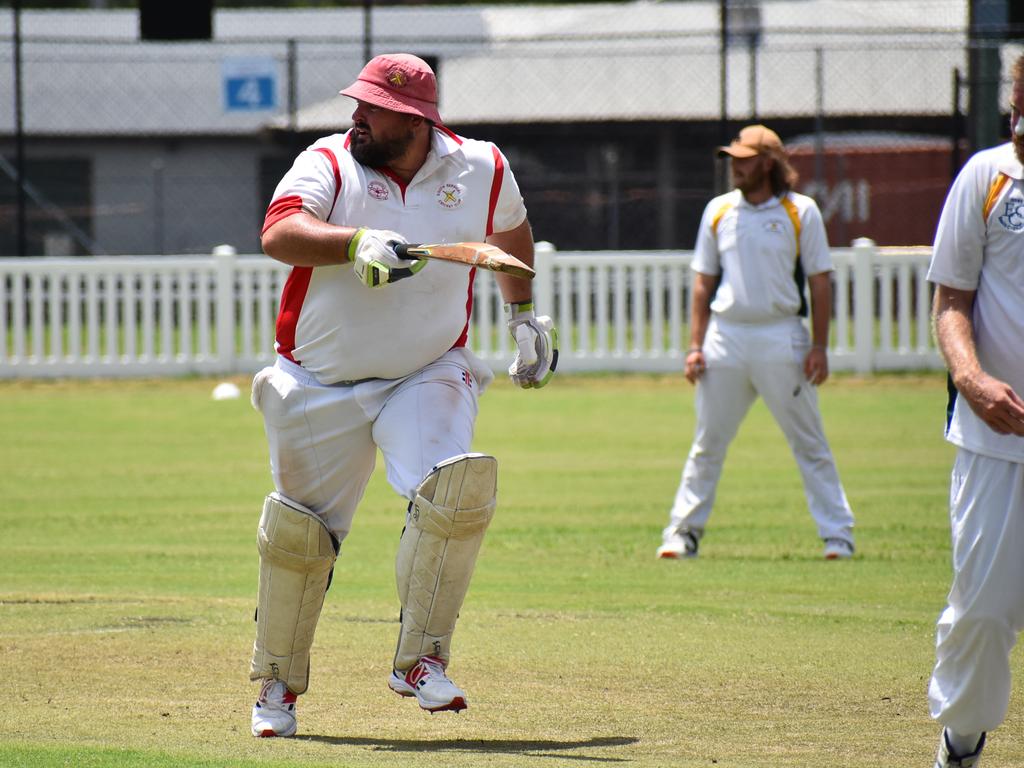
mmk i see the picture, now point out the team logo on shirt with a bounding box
[436,183,464,209]
[368,181,389,200]
[461,370,473,389]
[763,219,786,234]
[998,197,1024,231]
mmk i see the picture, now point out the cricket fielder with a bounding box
[926,53,1024,768]
[248,53,557,737]
[657,125,855,561]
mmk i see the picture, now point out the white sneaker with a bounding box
[251,678,297,737]
[388,655,467,712]
[823,538,854,560]
[657,528,699,559]
[935,730,985,767]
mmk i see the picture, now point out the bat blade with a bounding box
[396,242,535,279]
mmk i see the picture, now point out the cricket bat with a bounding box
[394,241,535,280]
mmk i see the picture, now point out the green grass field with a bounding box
[1,372,1022,767]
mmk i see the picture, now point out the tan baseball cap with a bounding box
[717,124,784,158]
[340,53,442,124]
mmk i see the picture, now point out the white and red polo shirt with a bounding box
[263,126,527,384]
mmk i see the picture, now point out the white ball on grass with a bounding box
[211,381,241,401]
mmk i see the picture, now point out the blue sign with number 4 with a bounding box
[223,57,277,112]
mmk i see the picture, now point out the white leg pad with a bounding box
[250,492,337,695]
[394,453,497,671]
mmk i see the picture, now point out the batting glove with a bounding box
[506,301,558,389]
[349,228,425,288]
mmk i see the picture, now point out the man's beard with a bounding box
[1014,131,1024,166]
[351,128,414,168]
[734,164,768,196]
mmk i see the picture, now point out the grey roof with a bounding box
[787,131,953,151]
[0,1,977,136]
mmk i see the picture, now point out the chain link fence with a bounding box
[0,1,1010,257]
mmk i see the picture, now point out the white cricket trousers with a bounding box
[251,349,493,543]
[929,448,1024,734]
[667,316,854,542]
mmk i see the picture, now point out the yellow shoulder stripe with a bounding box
[710,202,734,235]
[983,172,1011,222]
[780,195,802,258]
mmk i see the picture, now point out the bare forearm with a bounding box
[491,218,535,305]
[933,286,982,389]
[683,273,716,383]
[689,275,716,348]
[262,213,358,267]
[807,273,832,348]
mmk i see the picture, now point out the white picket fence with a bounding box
[0,239,941,379]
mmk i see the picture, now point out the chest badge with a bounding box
[368,181,389,201]
[998,197,1024,232]
[763,219,786,234]
[437,183,464,209]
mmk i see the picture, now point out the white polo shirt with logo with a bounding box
[692,189,832,324]
[263,126,527,384]
[928,141,1024,463]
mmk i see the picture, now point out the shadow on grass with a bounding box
[297,735,638,762]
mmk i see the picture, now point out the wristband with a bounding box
[345,227,365,263]
[687,348,702,354]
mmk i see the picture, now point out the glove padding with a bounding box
[506,302,558,389]
[349,228,425,288]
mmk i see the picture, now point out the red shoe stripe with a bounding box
[407,664,429,686]
[407,656,445,685]
[427,697,467,713]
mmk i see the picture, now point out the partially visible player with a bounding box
[248,53,557,738]
[926,53,1024,768]
[656,124,855,561]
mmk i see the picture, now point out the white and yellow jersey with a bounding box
[692,189,832,324]
[262,126,527,385]
[928,141,1024,462]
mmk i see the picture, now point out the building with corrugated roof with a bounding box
[0,1,982,255]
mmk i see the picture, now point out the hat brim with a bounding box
[339,80,442,124]
[717,145,760,158]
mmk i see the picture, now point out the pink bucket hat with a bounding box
[340,53,442,124]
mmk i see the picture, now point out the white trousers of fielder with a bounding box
[666,316,854,542]
[252,348,493,543]
[929,448,1024,735]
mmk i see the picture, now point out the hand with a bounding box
[803,345,829,386]
[958,371,1024,436]
[684,349,706,384]
[506,302,558,388]
[348,228,424,287]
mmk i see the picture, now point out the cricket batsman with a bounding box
[247,53,557,737]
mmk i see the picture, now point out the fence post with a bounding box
[534,240,556,317]
[851,237,875,375]
[213,244,237,373]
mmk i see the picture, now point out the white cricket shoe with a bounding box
[388,655,467,713]
[823,538,854,560]
[251,678,298,737]
[934,730,985,767]
[657,527,699,559]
